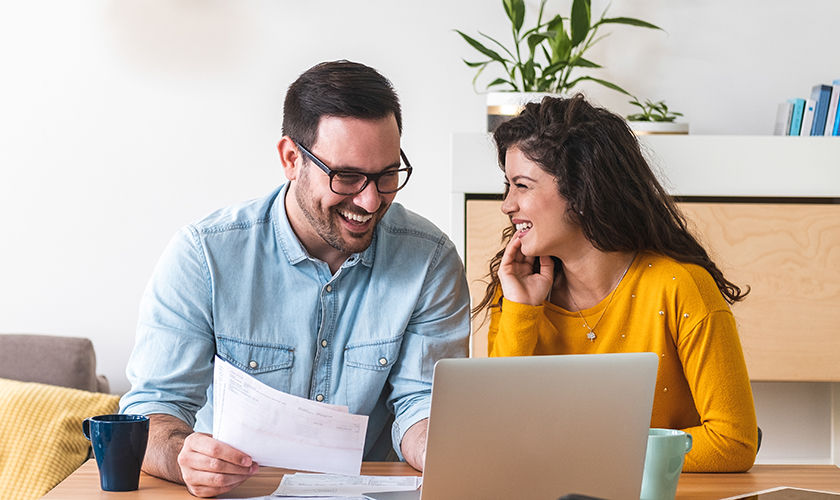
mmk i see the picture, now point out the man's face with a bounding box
[290,114,401,259]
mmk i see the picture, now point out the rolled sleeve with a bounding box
[120,226,216,428]
[386,237,470,459]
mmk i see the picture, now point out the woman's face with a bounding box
[501,147,586,258]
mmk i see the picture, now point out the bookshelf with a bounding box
[450,133,840,464]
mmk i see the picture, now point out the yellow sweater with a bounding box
[487,252,757,472]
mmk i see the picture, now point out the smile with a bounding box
[515,222,532,232]
[339,209,373,224]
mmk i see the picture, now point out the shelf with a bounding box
[451,133,840,198]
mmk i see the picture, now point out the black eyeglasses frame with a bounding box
[293,140,413,196]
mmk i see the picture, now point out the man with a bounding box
[120,60,470,497]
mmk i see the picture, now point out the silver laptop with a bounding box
[367,352,658,500]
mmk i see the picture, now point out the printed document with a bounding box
[212,356,368,475]
[273,473,422,497]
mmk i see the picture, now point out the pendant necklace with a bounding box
[568,254,636,342]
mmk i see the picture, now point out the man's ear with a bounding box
[277,136,301,181]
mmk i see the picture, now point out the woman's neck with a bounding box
[550,249,637,311]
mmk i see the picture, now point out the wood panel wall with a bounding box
[465,198,840,381]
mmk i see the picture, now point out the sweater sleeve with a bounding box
[677,310,758,472]
[487,297,545,357]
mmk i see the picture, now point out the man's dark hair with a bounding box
[282,60,402,148]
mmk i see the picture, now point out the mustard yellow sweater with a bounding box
[487,252,757,472]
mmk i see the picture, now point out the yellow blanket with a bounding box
[0,378,119,500]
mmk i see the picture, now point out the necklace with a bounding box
[568,253,636,342]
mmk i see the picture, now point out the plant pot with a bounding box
[627,121,690,135]
[486,92,557,132]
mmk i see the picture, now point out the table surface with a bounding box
[43,460,840,499]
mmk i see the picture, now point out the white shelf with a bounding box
[450,133,840,259]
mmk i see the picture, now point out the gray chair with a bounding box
[0,334,110,393]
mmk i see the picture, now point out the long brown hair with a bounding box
[473,95,748,317]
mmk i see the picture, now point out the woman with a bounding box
[475,95,757,472]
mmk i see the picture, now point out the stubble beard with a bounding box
[294,173,387,255]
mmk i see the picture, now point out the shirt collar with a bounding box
[273,182,376,268]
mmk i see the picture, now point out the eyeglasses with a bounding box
[294,140,413,196]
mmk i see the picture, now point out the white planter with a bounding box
[628,121,690,135]
[486,92,558,132]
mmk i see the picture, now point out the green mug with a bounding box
[639,428,692,500]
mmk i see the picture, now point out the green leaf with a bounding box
[463,59,489,68]
[479,31,517,61]
[503,0,526,32]
[522,60,536,86]
[527,33,551,55]
[573,76,632,95]
[570,0,591,47]
[546,14,564,33]
[542,60,568,76]
[548,23,572,63]
[570,57,601,68]
[597,17,662,30]
[455,30,510,66]
[487,77,517,91]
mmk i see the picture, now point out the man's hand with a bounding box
[177,432,259,497]
[400,418,428,471]
[143,414,258,497]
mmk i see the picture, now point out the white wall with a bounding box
[1,0,838,461]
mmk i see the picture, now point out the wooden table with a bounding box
[44,460,840,499]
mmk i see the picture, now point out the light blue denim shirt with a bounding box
[120,183,470,460]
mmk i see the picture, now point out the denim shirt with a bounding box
[120,183,470,459]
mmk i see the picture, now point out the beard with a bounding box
[293,169,389,255]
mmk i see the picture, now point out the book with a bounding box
[788,98,806,136]
[826,79,840,136]
[809,84,833,135]
[774,101,794,135]
[800,98,816,136]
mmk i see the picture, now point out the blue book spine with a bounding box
[833,80,840,136]
[788,98,806,136]
[810,84,832,135]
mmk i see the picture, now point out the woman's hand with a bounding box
[498,236,555,306]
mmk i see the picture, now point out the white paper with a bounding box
[273,472,422,497]
[212,356,369,475]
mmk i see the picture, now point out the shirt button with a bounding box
[325,285,332,293]
[315,394,325,402]
[378,357,388,366]
[248,360,258,369]
[321,339,328,348]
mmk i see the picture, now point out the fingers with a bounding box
[501,235,533,268]
[178,433,258,497]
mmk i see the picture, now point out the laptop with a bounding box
[366,352,658,500]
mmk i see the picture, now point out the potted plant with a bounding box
[456,0,662,131]
[625,97,689,135]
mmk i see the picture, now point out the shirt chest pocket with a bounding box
[342,337,402,408]
[216,336,295,393]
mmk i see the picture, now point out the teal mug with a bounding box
[82,414,149,491]
[639,428,692,500]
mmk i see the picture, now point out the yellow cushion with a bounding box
[0,378,120,500]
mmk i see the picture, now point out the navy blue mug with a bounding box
[82,414,149,491]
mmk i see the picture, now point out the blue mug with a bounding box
[82,414,149,491]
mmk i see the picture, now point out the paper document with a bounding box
[212,356,369,475]
[273,472,422,497]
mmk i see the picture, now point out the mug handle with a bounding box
[82,418,91,440]
[684,433,693,453]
